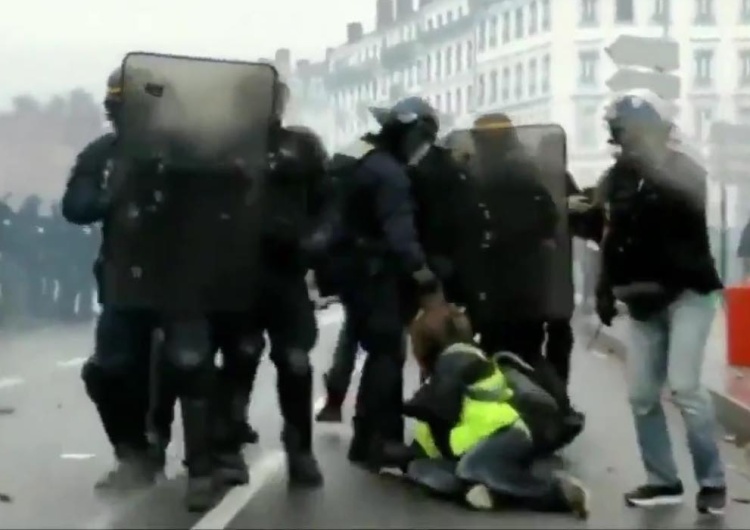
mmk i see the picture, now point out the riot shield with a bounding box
[105,52,279,312]
[441,123,573,322]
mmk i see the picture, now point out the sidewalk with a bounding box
[577,307,750,443]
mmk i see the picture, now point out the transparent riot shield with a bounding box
[105,52,279,312]
[441,123,573,322]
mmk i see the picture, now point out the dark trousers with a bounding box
[216,268,318,452]
[341,273,408,442]
[324,308,359,400]
[82,307,158,454]
[545,319,574,387]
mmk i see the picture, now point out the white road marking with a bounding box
[0,376,24,389]
[192,353,363,530]
[316,304,344,327]
[190,451,286,530]
[56,357,87,368]
[61,453,96,460]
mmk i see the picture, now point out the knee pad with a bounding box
[271,347,312,377]
[233,334,265,371]
[164,342,212,373]
[80,359,109,402]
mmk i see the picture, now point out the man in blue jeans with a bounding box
[592,89,726,514]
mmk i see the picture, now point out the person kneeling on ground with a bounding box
[402,305,590,518]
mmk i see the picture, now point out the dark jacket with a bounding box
[600,150,722,301]
[62,133,116,226]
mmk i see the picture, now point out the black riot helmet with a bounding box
[369,96,440,165]
[104,67,123,124]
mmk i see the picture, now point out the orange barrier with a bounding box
[726,284,750,367]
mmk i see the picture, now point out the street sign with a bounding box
[606,33,681,102]
[605,35,680,72]
[606,68,681,100]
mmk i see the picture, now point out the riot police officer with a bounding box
[63,67,161,491]
[210,80,325,487]
[329,97,448,470]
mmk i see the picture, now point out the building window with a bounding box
[529,58,538,96]
[435,93,442,112]
[502,12,511,42]
[694,49,714,87]
[489,16,498,47]
[478,22,486,52]
[467,85,473,109]
[467,40,474,67]
[529,1,539,34]
[541,54,550,92]
[489,70,498,102]
[502,67,510,100]
[579,51,599,86]
[693,106,714,140]
[445,47,453,76]
[515,8,524,38]
[695,0,715,24]
[743,0,750,23]
[446,91,452,113]
[456,43,463,72]
[615,0,634,23]
[515,63,524,98]
[456,88,463,115]
[435,51,442,79]
[541,0,550,30]
[580,0,598,26]
[425,56,432,81]
[577,105,599,148]
[740,50,750,86]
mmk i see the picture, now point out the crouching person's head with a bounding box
[410,304,473,380]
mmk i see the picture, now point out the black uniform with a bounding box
[335,138,430,464]
[211,124,326,486]
[63,132,162,488]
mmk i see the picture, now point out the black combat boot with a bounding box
[181,398,217,512]
[95,445,158,491]
[282,425,323,488]
[315,375,344,423]
[348,415,372,465]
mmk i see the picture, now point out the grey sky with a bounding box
[0,0,373,107]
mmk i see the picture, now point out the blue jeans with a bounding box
[626,289,725,488]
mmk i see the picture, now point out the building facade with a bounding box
[285,0,750,185]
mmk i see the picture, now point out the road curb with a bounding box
[577,315,750,443]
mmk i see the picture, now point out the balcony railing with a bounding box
[417,15,475,46]
[324,58,379,90]
[380,41,420,71]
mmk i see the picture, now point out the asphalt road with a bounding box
[2,309,750,529]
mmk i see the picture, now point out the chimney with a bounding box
[396,0,413,19]
[418,0,433,7]
[346,22,364,43]
[325,47,334,61]
[376,0,395,29]
[274,48,291,77]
